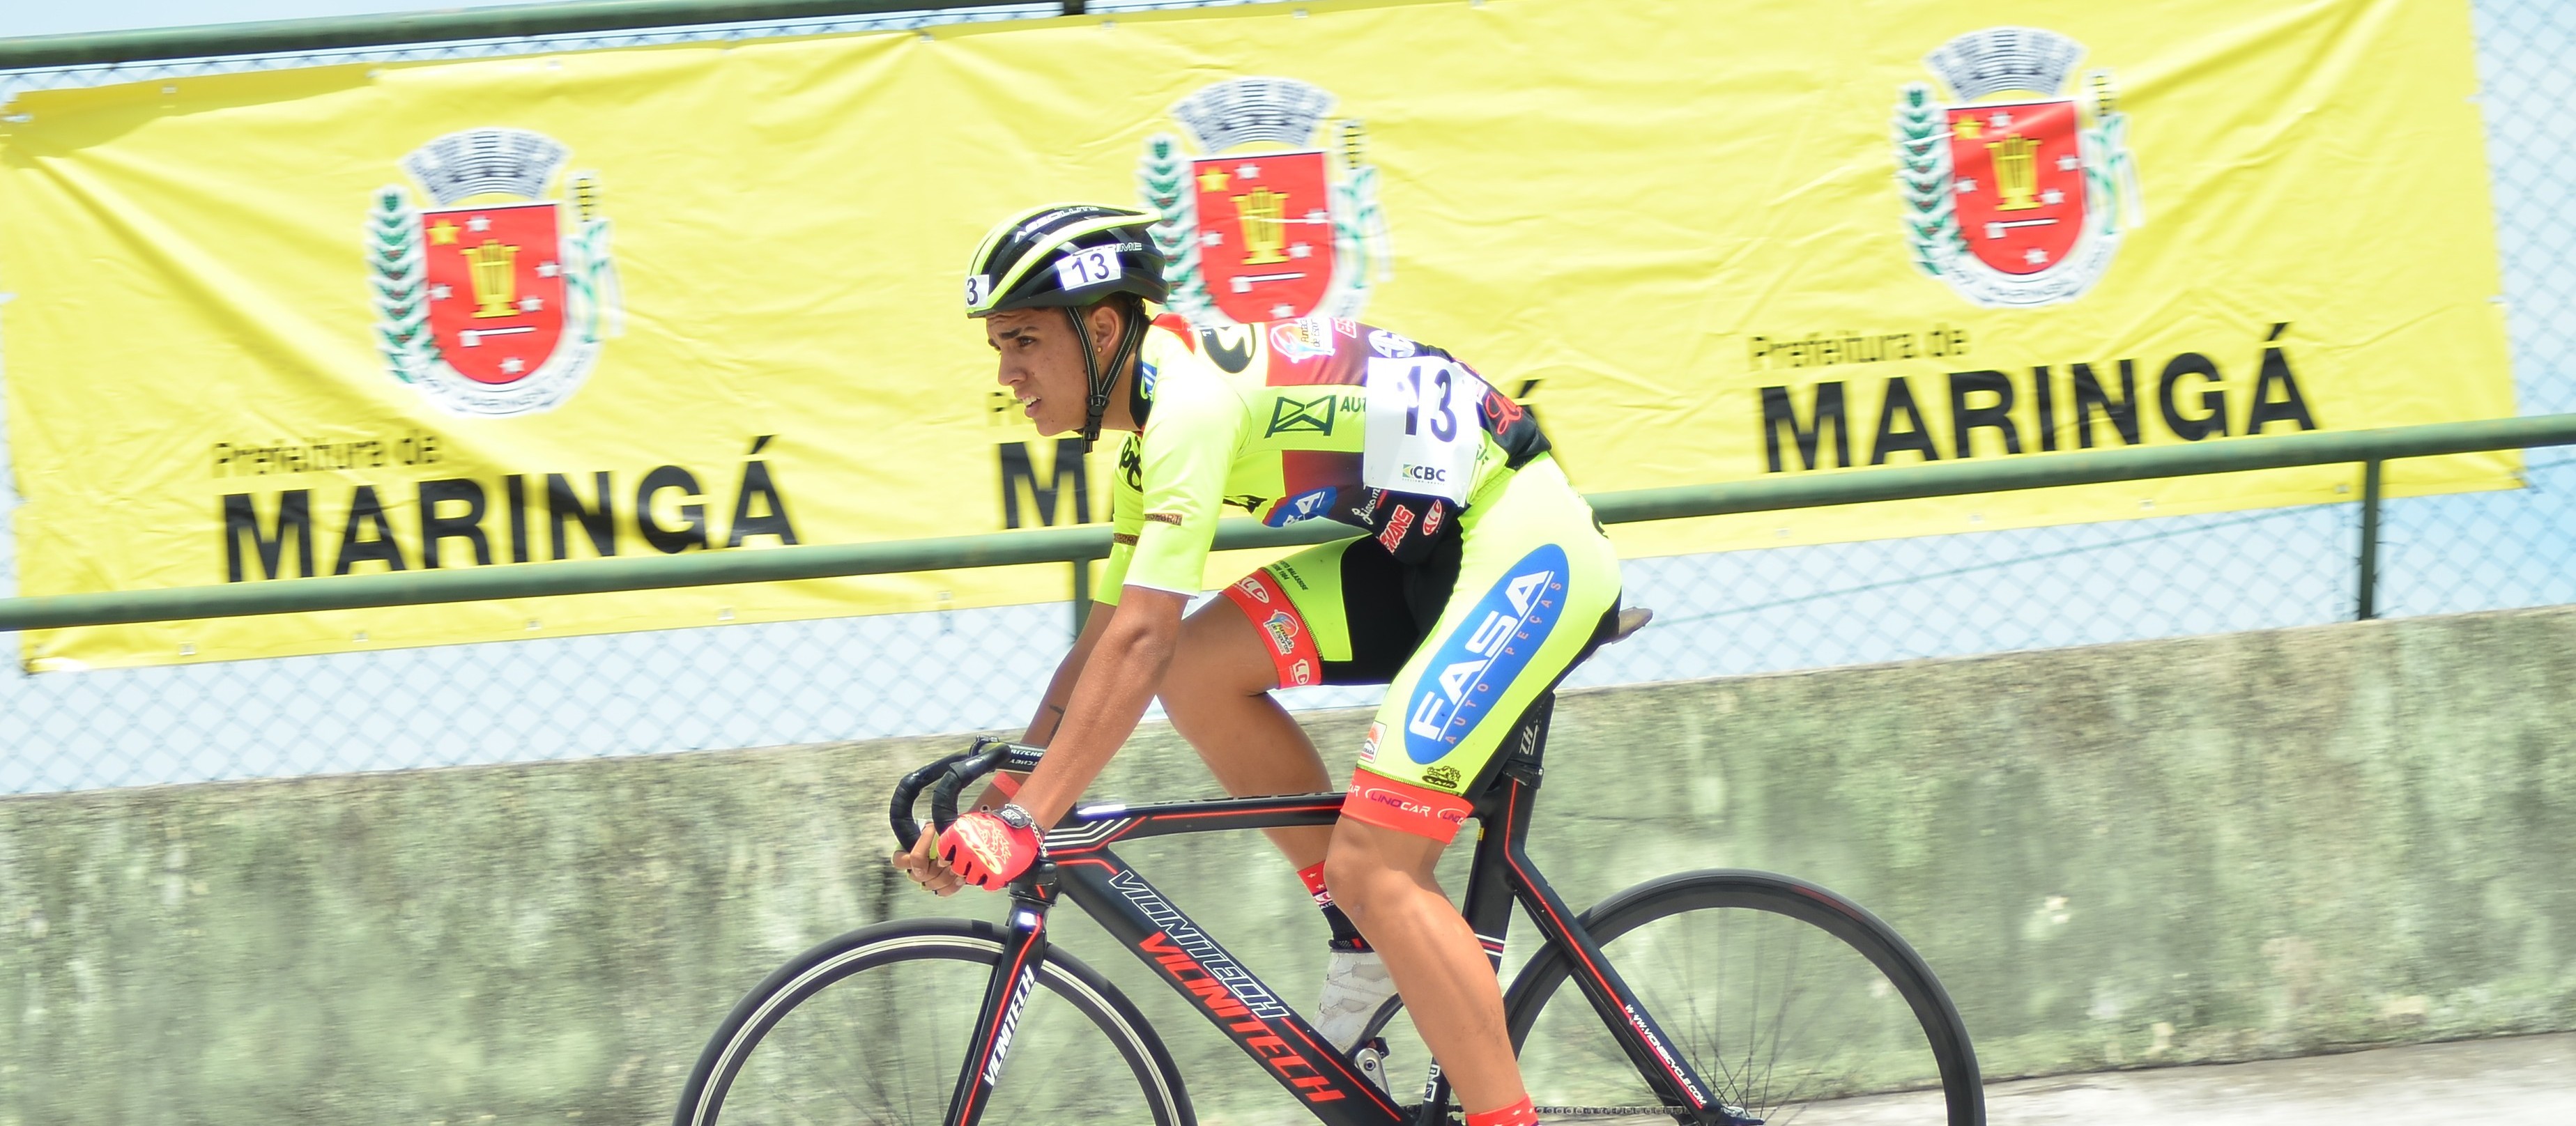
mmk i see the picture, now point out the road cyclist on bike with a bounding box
[894,202,1624,1126]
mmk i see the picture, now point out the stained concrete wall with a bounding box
[3,604,2573,1124]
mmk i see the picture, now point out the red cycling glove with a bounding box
[939,805,1042,890]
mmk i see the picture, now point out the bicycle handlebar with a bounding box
[889,743,984,852]
[888,738,1046,852]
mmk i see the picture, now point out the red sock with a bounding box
[1298,862,1370,950]
[1465,1095,1538,1126]
[1296,862,1333,909]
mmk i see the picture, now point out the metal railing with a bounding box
[3,0,2570,796]
[8,412,2571,634]
[0,1,1075,69]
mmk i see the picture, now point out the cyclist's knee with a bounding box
[1324,815,1446,920]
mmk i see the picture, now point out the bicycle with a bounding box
[675,632,1985,1126]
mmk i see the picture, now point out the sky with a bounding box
[0,1,535,40]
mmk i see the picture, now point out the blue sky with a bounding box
[0,2,532,39]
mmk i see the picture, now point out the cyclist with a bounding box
[896,203,1622,1126]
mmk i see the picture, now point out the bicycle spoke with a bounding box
[1512,877,1971,1126]
[684,925,1179,1126]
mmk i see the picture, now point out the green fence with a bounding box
[4,0,2575,795]
[6,413,2573,633]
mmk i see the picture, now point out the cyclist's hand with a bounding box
[937,809,1041,891]
[893,829,963,897]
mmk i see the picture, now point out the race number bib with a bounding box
[1363,355,1488,506]
[1053,245,1122,291]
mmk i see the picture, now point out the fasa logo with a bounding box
[1404,545,1567,764]
[1894,28,2143,307]
[369,128,624,416]
[1138,77,1394,325]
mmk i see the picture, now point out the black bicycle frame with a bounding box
[921,703,1726,1126]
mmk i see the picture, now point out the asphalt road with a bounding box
[1768,1031,2576,1126]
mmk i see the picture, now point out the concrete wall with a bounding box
[4,605,2573,1124]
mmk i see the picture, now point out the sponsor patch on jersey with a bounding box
[1368,329,1418,359]
[1262,610,1301,656]
[1268,318,1337,362]
[1402,545,1568,764]
[1264,486,1338,527]
[1266,394,1338,437]
[1358,720,1385,763]
[1375,504,1416,553]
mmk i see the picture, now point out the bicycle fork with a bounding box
[943,882,1055,1126]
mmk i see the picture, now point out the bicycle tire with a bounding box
[1499,870,1984,1126]
[674,917,1194,1126]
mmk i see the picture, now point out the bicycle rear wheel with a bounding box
[1502,870,1981,1126]
[675,918,1193,1126]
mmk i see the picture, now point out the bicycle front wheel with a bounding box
[675,918,1193,1126]
[1503,870,1981,1126]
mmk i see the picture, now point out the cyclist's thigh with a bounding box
[1218,534,1428,691]
[1345,459,1622,842]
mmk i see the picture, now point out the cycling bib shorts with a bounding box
[1222,455,1621,842]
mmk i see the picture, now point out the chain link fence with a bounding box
[2,0,2570,794]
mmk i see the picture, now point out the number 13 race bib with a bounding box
[1363,355,1489,506]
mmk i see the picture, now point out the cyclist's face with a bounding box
[986,305,1118,436]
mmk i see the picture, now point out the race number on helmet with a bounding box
[963,203,1169,318]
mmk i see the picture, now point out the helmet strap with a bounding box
[1066,302,1147,452]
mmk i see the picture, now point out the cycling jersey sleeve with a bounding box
[1119,339,1248,597]
[1093,435,1145,607]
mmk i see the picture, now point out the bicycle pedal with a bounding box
[1349,1036,1393,1098]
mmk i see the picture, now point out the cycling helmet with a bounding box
[966,203,1168,445]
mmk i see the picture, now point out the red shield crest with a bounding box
[1190,150,1335,323]
[1945,100,2085,276]
[420,201,569,385]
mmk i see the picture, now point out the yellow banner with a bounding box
[0,0,2513,670]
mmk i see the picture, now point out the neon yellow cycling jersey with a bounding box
[1096,314,1552,600]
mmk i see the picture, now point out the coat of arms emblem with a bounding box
[368,128,622,416]
[1895,28,2143,307]
[1137,77,1393,326]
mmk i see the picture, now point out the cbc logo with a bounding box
[1401,465,1449,483]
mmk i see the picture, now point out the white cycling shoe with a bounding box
[1315,947,1397,1054]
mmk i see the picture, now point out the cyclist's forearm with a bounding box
[1022,600,1117,745]
[1012,589,1182,827]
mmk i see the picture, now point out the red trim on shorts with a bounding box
[1342,768,1472,844]
[1222,571,1323,688]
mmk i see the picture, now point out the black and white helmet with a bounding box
[964,203,1168,446]
[963,203,1167,318]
